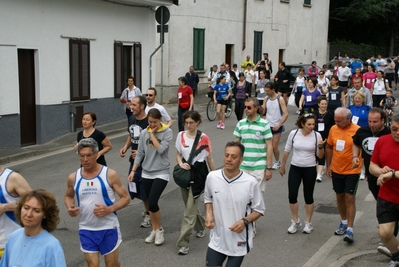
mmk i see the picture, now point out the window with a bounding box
[280,0,289,2]
[304,0,311,6]
[253,31,263,63]
[114,43,142,97]
[70,39,90,101]
[193,28,205,70]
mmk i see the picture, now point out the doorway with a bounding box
[225,44,233,66]
[18,49,36,146]
[278,49,285,64]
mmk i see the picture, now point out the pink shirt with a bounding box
[363,72,377,90]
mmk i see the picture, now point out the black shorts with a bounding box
[206,247,244,267]
[217,99,228,106]
[339,81,349,87]
[331,171,360,195]
[271,125,285,135]
[279,87,291,94]
[377,197,399,224]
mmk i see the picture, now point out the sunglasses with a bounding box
[304,113,314,117]
[145,94,154,97]
[244,106,253,110]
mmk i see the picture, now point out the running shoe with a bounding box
[217,121,221,129]
[178,246,189,255]
[140,214,151,228]
[343,229,354,243]
[287,219,302,234]
[145,230,156,243]
[155,228,164,245]
[302,222,313,234]
[196,230,205,238]
[334,222,348,235]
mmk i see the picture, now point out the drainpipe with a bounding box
[242,0,247,51]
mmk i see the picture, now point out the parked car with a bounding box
[275,63,321,91]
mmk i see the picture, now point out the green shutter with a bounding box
[193,28,205,70]
[253,31,263,62]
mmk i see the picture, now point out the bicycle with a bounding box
[206,91,234,121]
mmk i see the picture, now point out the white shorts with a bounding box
[243,169,267,192]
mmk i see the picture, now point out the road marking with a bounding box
[327,250,377,267]
[364,192,375,202]
[301,211,363,267]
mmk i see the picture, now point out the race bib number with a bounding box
[306,95,312,102]
[366,79,370,84]
[318,123,325,132]
[336,139,345,151]
[331,93,337,100]
[368,137,378,150]
[260,88,265,94]
[178,92,182,99]
[351,116,359,125]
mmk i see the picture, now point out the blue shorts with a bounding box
[79,228,122,255]
[128,164,147,201]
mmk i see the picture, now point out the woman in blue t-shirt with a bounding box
[349,91,371,127]
[299,77,321,114]
[213,76,231,130]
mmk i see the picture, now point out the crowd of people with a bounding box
[2,54,399,267]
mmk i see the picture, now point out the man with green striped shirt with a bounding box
[234,97,273,192]
[234,97,273,238]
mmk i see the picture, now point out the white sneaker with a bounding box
[145,230,156,243]
[154,228,164,246]
[287,219,302,234]
[178,246,189,255]
[272,161,281,170]
[140,214,151,228]
[360,173,365,180]
[196,230,205,238]
[377,243,392,258]
[302,222,313,234]
[316,174,322,183]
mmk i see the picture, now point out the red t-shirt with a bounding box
[370,134,399,204]
[178,86,193,109]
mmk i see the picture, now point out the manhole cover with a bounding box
[315,204,339,214]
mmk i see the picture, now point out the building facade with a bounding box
[154,0,329,102]
[0,0,175,148]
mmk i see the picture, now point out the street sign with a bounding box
[155,6,170,25]
[157,25,169,33]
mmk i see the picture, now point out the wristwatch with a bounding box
[242,218,249,227]
[266,167,273,171]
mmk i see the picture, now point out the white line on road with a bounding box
[301,211,364,267]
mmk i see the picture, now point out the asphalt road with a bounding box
[4,100,394,267]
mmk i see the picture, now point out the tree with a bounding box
[329,0,399,55]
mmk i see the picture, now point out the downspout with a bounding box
[243,0,247,51]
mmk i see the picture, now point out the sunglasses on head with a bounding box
[145,94,154,97]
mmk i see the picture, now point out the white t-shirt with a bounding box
[175,131,212,163]
[317,77,330,93]
[208,71,217,88]
[244,69,255,83]
[376,58,387,72]
[284,129,322,167]
[372,78,388,95]
[204,169,265,256]
[145,103,171,123]
[337,66,351,82]
[295,76,306,88]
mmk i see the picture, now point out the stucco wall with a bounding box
[154,0,329,88]
[0,0,158,148]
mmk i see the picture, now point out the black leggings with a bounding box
[142,178,168,213]
[288,165,317,204]
[235,98,245,121]
[206,247,244,267]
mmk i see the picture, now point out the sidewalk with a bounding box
[0,95,211,165]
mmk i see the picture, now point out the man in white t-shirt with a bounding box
[144,87,173,127]
[337,60,352,94]
[208,65,218,89]
[204,142,265,267]
[376,54,387,72]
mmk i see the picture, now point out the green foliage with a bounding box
[333,0,399,22]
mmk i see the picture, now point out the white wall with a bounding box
[0,0,156,109]
[155,0,329,87]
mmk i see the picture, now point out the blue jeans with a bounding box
[178,106,189,132]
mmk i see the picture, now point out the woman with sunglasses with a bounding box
[279,114,325,234]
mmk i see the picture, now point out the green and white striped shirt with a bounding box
[233,115,272,170]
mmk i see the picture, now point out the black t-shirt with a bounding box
[77,129,107,166]
[327,86,344,108]
[314,110,335,140]
[127,115,149,162]
[352,126,391,176]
